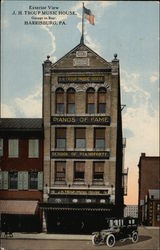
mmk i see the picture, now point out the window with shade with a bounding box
[67,88,75,114]
[86,88,95,114]
[55,128,66,149]
[74,161,85,180]
[95,128,105,149]
[98,87,106,113]
[55,161,66,181]
[29,139,39,158]
[75,128,86,149]
[9,171,18,189]
[93,162,104,180]
[8,139,19,158]
[56,88,64,114]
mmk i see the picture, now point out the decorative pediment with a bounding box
[52,43,111,70]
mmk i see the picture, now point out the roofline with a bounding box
[138,155,160,168]
[51,42,112,69]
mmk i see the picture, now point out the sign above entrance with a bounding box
[51,189,109,196]
[51,116,110,125]
[51,151,110,159]
[58,75,104,83]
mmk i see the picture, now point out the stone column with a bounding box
[66,160,74,185]
[85,161,92,186]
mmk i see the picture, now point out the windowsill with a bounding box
[54,148,66,151]
[8,157,19,158]
[73,180,85,185]
[74,148,86,151]
[28,157,39,159]
[94,148,106,151]
[8,189,18,191]
[92,180,104,185]
[54,181,66,185]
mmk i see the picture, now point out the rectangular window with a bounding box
[0,138,3,156]
[9,171,18,189]
[29,139,39,158]
[75,128,86,148]
[56,128,66,149]
[98,103,106,113]
[8,139,19,158]
[87,104,95,114]
[29,172,38,189]
[93,162,104,180]
[68,103,75,114]
[74,162,85,180]
[55,162,66,181]
[56,104,64,114]
[95,129,105,149]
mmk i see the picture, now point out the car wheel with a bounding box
[92,235,100,245]
[132,231,138,243]
[106,234,116,247]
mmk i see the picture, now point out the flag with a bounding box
[83,6,95,25]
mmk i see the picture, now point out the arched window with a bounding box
[67,88,75,114]
[98,87,106,113]
[86,88,95,114]
[56,88,64,114]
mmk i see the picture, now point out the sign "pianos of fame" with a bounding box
[51,115,110,125]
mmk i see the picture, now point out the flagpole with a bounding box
[80,2,84,44]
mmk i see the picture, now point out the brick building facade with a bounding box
[138,153,160,226]
[0,118,43,232]
[40,42,127,233]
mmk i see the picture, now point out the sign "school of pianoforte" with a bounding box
[51,151,110,159]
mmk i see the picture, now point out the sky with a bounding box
[1,0,159,205]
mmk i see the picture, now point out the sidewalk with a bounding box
[0,226,159,241]
[0,232,91,240]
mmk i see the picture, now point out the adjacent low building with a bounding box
[0,118,43,232]
[142,189,160,226]
[138,153,160,226]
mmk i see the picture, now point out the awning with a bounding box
[40,207,111,212]
[0,200,38,215]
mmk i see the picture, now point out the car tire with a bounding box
[92,235,100,245]
[106,234,116,247]
[132,231,138,243]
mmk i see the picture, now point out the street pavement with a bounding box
[0,226,159,250]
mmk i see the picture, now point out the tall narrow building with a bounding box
[41,41,126,233]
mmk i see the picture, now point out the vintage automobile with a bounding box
[92,217,138,247]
